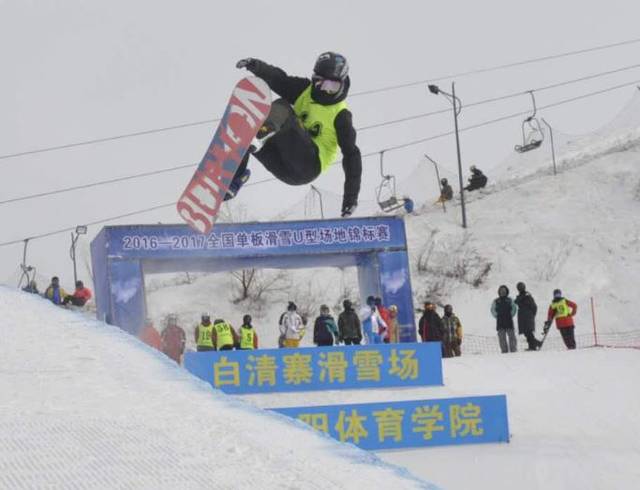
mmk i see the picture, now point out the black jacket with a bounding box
[465,170,488,191]
[419,311,444,341]
[245,60,362,210]
[314,315,337,346]
[338,308,361,341]
[514,292,538,334]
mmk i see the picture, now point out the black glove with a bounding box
[341,203,357,218]
[543,321,551,333]
[236,58,258,71]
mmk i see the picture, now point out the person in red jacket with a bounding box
[63,280,93,307]
[139,318,162,351]
[161,314,186,364]
[544,289,577,350]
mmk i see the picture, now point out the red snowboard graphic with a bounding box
[177,77,271,233]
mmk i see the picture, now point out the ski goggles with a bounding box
[312,76,343,94]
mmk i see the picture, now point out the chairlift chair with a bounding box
[375,152,411,213]
[515,91,544,153]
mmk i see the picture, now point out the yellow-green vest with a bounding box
[551,299,571,318]
[240,325,255,350]
[196,323,214,348]
[293,85,347,172]
[214,320,234,348]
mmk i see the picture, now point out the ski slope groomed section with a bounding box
[0,287,435,490]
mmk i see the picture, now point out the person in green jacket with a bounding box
[230,52,362,218]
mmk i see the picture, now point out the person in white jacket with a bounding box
[279,301,305,348]
[358,295,387,344]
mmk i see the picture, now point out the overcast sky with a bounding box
[1,0,639,286]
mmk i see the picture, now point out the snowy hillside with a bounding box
[0,287,432,490]
[4,284,640,490]
[145,106,640,350]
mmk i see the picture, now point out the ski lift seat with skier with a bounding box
[515,91,544,153]
[375,152,414,213]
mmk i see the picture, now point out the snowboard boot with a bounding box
[224,144,255,201]
[256,99,292,140]
[224,168,251,201]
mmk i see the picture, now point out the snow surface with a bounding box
[247,349,640,490]
[146,100,640,351]
[0,287,433,490]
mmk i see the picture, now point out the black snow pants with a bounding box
[236,99,321,185]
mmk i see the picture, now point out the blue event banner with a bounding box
[184,342,442,394]
[273,395,509,451]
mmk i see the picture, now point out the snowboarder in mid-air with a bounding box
[230,52,362,217]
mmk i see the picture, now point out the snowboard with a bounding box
[177,77,272,233]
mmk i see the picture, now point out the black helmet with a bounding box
[553,289,562,299]
[313,52,349,81]
[444,304,453,314]
[441,178,448,185]
[243,314,252,325]
[516,282,526,293]
[342,299,352,310]
[287,301,297,311]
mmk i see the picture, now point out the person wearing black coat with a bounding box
[313,305,339,347]
[490,285,518,353]
[338,299,362,345]
[234,53,362,217]
[464,165,488,191]
[514,282,542,351]
[418,302,444,343]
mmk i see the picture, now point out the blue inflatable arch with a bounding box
[90,216,417,342]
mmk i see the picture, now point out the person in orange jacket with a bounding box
[161,314,186,363]
[139,318,162,351]
[544,289,577,350]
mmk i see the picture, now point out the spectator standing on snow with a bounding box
[464,165,488,191]
[43,276,68,306]
[514,282,542,351]
[491,285,518,353]
[195,313,215,352]
[161,314,186,364]
[544,289,578,350]
[374,297,391,341]
[313,305,340,346]
[385,305,400,343]
[139,318,162,351]
[280,302,305,348]
[338,299,362,345]
[441,304,463,357]
[238,314,258,350]
[418,301,444,345]
[212,318,238,351]
[62,280,93,307]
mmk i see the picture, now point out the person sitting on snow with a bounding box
[43,276,68,306]
[464,165,488,191]
[63,280,93,307]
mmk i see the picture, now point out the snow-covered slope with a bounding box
[247,348,640,490]
[146,120,640,350]
[0,287,433,490]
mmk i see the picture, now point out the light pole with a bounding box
[428,82,467,229]
[70,225,87,284]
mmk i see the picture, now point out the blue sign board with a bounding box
[273,395,509,450]
[102,218,407,259]
[184,343,442,394]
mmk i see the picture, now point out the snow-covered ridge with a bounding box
[0,287,434,490]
